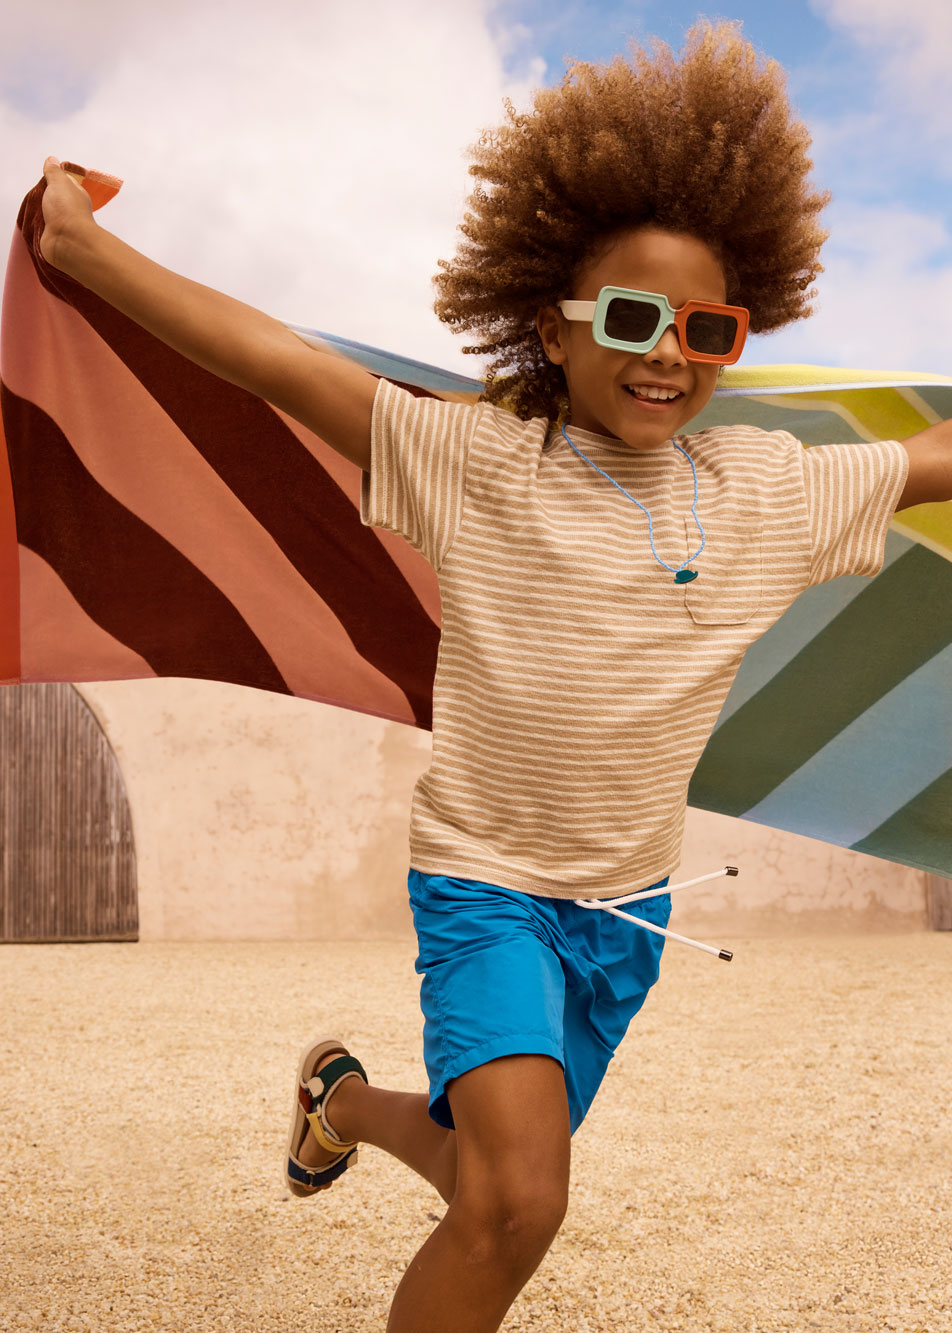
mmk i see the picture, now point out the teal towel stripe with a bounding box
[712,532,916,734]
[851,768,952,878]
[684,396,869,444]
[741,645,952,844]
[690,543,952,813]
[282,323,485,395]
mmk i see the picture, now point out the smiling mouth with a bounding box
[623,385,685,405]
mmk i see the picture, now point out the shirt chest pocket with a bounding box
[683,518,763,625]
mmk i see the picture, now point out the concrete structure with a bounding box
[75,678,932,942]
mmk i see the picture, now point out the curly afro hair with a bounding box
[433,17,831,423]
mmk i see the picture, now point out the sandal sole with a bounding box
[283,1036,352,1198]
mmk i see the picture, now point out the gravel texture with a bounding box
[2,933,950,1332]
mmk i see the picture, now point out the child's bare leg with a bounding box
[296,1058,458,1201]
[386,1054,570,1333]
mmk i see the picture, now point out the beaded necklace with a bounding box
[560,423,705,583]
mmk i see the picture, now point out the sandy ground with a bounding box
[1,932,950,1333]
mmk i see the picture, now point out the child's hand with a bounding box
[39,156,95,270]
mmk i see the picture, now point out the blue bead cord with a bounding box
[560,424,705,581]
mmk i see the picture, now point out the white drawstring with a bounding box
[574,866,738,961]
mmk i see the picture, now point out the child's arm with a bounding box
[895,427,952,509]
[39,157,374,472]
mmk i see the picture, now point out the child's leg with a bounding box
[386,1053,570,1333]
[297,1063,458,1201]
[297,1050,569,1331]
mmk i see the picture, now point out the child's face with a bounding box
[536,226,729,450]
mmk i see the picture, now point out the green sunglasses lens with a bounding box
[599,293,740,358]
[684,309,738,356]
[603,296,660,344]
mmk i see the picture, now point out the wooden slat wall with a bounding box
[926,874,952,931]
[1,683,138,942]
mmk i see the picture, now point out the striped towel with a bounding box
[2,164,950,877]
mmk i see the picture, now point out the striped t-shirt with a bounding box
[361,376,909,900]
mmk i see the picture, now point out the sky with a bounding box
[2,0,951,379]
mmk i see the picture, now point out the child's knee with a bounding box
[455,1169,568,1264]
[500,1178,569,1250]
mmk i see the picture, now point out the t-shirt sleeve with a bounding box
[799,437,909,585]
[360,376,481,570]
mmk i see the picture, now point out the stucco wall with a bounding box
[75,678,929,941]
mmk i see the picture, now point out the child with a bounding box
[39,19,917,1332]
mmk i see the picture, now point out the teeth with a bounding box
[628,385,681,401]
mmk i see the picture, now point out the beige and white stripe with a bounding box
[362,377,909,899]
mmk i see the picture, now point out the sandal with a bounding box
[284,1037,368,1198]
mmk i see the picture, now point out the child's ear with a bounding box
[536,306,568,366]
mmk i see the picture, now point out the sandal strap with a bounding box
[287,1144,358,1190]
[299,1053,368,1153]
[309,1053,367,1091]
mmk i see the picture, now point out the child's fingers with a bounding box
[43,155,83,190]
[39,156,95,268]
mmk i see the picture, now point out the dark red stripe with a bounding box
[18,177,439,728]
[1,384,291,693]
[0,394,20,682]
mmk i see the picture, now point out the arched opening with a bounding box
[1,683,137,942]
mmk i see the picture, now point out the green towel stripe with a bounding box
[684,394,867,444]
[851,768,952,877]
[690,545,952,814]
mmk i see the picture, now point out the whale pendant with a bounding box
[674,569,699,583]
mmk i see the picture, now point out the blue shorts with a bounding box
[407,867,671,1134]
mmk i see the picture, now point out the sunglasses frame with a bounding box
[558,285,750,365]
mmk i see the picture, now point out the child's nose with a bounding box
[648,323,687,363]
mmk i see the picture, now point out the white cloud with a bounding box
[746,202,952,376]
[810,0,952,147]
[731,2,952,376]
[1,0,547,374]
[6,2,949,383]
